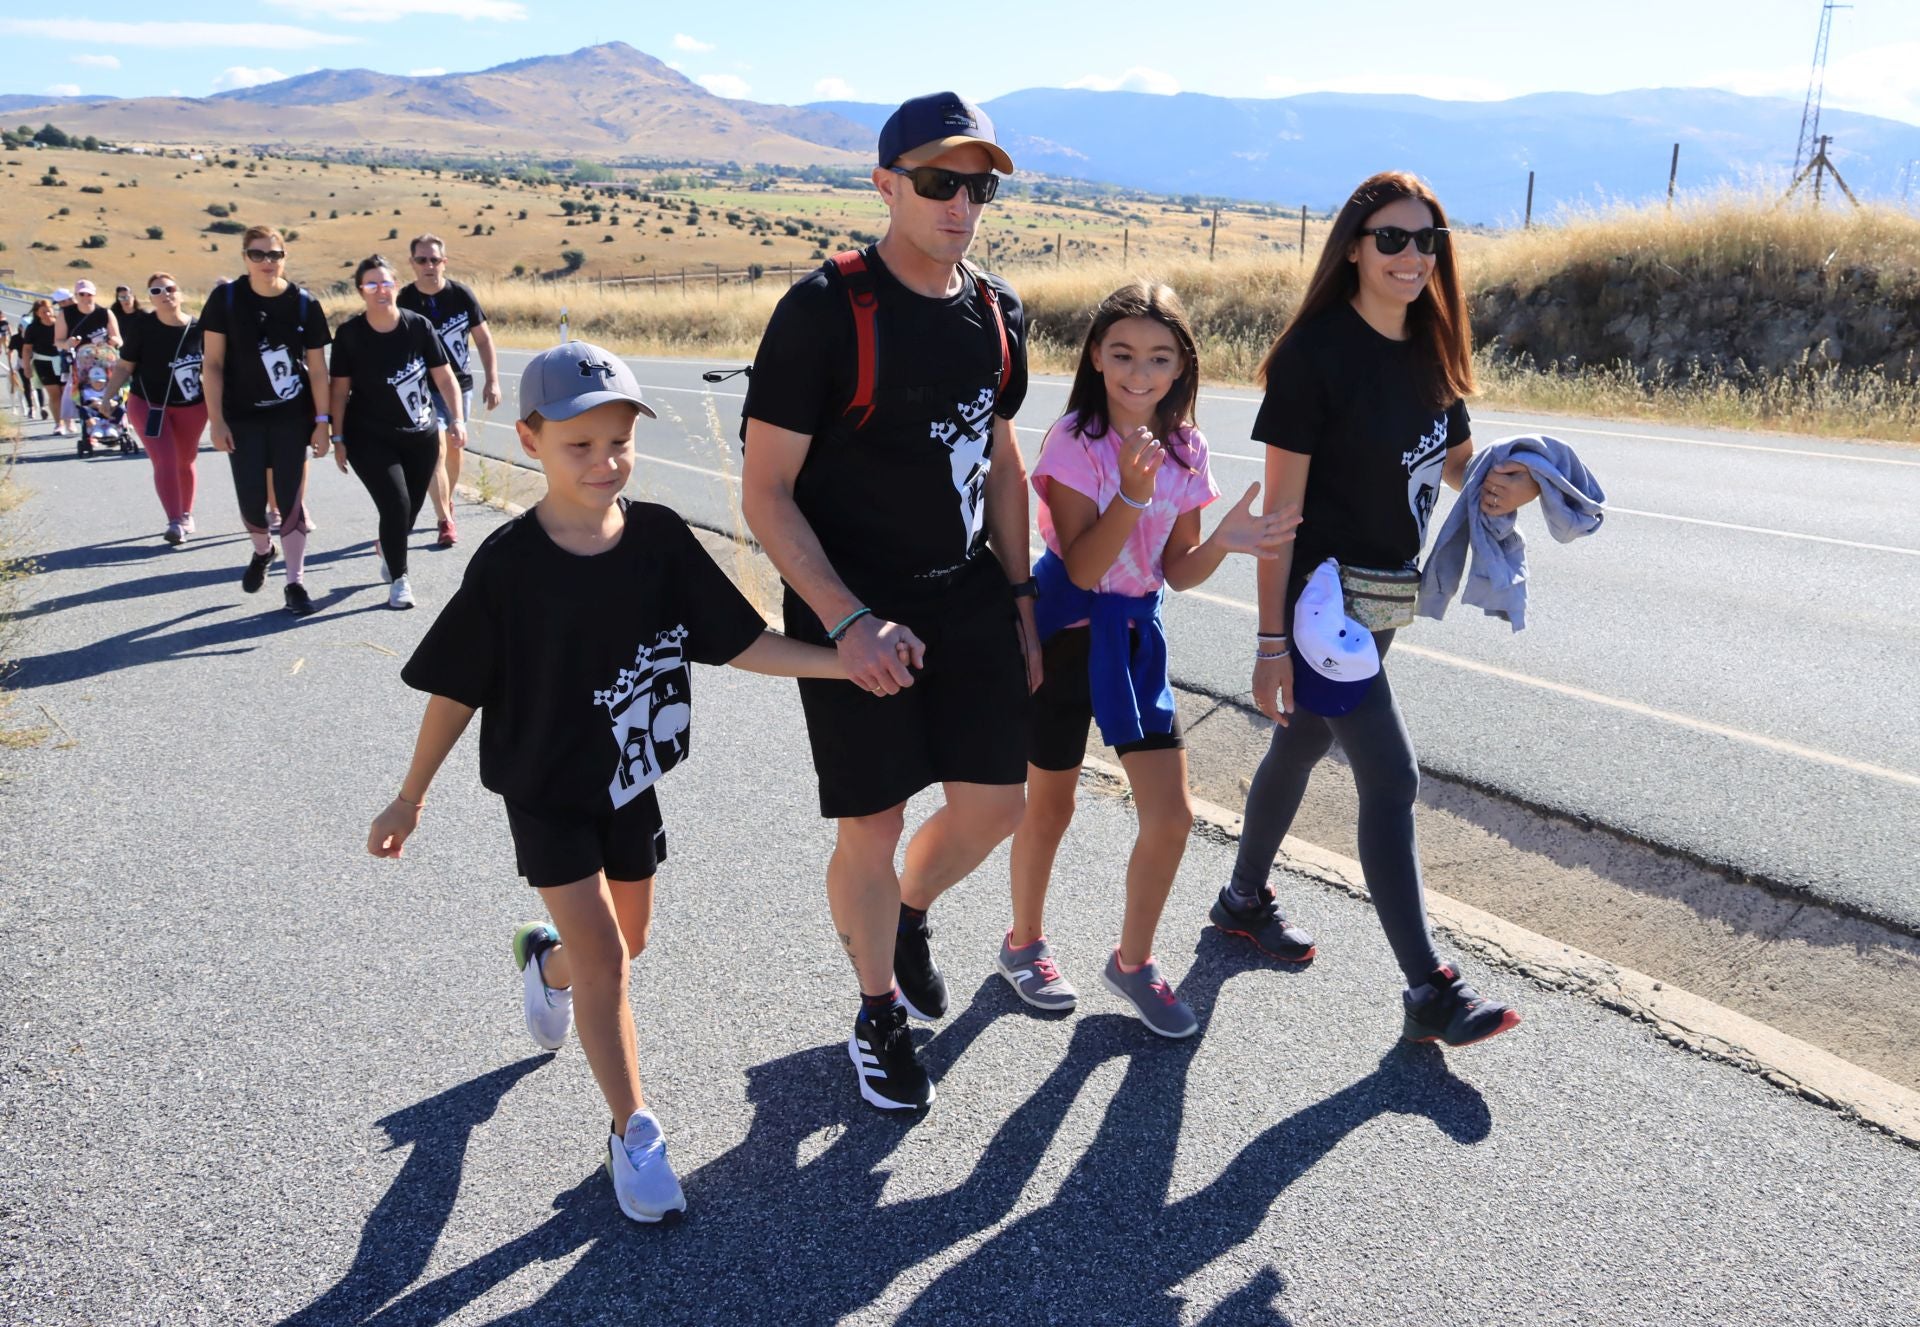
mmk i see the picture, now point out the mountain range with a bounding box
[9,43,1920,222]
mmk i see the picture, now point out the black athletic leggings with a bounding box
[344,429,438,578]
[228,411,313,533]
[1230,631,1444,985]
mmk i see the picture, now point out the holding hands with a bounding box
[1213,482,1301,559]
[838,614,928,696]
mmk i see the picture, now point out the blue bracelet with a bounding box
[827,607,872,642]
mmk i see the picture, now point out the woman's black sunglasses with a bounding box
[889,165,999,204]
[1361,226,1448,256]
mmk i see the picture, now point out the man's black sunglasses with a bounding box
[889,165,999,204]
[1360,226,1448,256]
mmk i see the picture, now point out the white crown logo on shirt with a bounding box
[592,626,690,713]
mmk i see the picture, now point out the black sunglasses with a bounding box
[889,165,999,205]
[244,248,288,263]
[1360,226,1448,256]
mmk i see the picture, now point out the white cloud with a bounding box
[71,54,120,70]
[264,0,525,19]
[814,76,856,100]
[673,33,714,52]
[0,19,357,48]
[212,66,290,92]
[409,67,447,77]
[45,83,83,97]
[1260,72,1510,101]
[1704,42,1920,127]
[1067,67,1181,96]
[696,73,751,100]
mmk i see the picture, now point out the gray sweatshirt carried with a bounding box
[1416,434,1607,631]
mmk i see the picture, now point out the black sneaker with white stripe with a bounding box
[894,911,949,1021]
[848,1003,934,1111]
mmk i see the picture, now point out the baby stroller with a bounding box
[71,343,137,458]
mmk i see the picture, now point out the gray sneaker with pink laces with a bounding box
[996,933,1078,1013]
[1102,949,1198,1039]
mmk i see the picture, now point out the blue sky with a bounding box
[5,2,1920,126]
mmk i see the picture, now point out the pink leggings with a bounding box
[126,397,207,523]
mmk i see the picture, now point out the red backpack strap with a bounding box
[965,261,1012,401]
[829,249,879,429]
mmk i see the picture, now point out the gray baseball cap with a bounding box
[518,341,657,423]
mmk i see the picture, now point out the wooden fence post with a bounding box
[1668,143,1680,208]
[1209,206,1218,262]
[1299,204,1307,265]
[1122,225,1128,265]
[1524,171,1535,229]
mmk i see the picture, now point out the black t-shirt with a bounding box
[63,306,111,346]
[119,310,205,406]
[1254,301,1471,592]
[198,281,332,419]
[396,280,486,392]
[24,319,57,357]
[742,247,1029,605]
[5,327,23,361]
[401,500,767,815]
[329,310,448,438]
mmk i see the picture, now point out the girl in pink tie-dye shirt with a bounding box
[997,281,1299,1036]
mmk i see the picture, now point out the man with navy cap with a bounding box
[742,92,1037,1112]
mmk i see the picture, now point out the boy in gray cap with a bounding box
[367,340,845,1223]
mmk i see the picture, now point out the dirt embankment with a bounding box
[1468,201,1920,383]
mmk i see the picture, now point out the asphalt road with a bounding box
[2,420,1917,1325]
[476,344,1920,931]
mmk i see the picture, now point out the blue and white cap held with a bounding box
[1289,559,1382,717]
[517,341,656,423]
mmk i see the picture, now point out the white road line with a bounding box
[474,419,739,484]
[1176,585,1920,789]
[1606,506,1920,557]
[1469,415,1920,468]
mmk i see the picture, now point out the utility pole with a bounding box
[1784,132,1860,208]
[1793,1,1851,179]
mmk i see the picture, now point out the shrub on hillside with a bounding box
[145,226,164,240]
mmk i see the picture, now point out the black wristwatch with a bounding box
[1010,578,1039,600]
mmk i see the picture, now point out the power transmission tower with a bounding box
[1785,133,1860,208]
[1792,1,1850,178]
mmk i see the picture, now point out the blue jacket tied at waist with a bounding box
[1032,549,1175,749]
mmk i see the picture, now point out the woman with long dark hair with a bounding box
[1212,171,1540,1048]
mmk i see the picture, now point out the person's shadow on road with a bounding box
[286,932,1493,1327]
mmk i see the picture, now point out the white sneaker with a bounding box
[511,922,573,1050]
[606,1110,686,1223]
[179,512,195,537]
[388,575,415,610]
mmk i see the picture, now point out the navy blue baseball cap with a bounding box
[878,92,1014,174]
[518,341,657,423]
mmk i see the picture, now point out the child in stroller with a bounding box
[71,342,138,457]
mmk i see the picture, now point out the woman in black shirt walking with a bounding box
[1212,171,1540,1048]
[328,255,465,610]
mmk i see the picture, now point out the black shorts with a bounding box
[503,790,666,888]
[1028,625,1185,772]
[32,357,62,387]
[785,560,1029,819]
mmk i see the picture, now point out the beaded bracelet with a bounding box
[1255,650,1288,661]
[827,606,873,642]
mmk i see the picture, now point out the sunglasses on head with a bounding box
[244,248,287,263]
[148,284,179,296]
[888,165,999,204]
[1360,226,1448,256]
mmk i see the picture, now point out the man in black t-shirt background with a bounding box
[742,92,1040,1113]
[399,233,501,548]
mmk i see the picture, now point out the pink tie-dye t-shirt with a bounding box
[1032,412,1220,600]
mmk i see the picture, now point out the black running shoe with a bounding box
[893,911,948,1021]
[1210,885,1317,963]
[282,583,316,617]
[241,546,275,594]
[848,1004,934,1111]
[1402,964,1522,1048]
